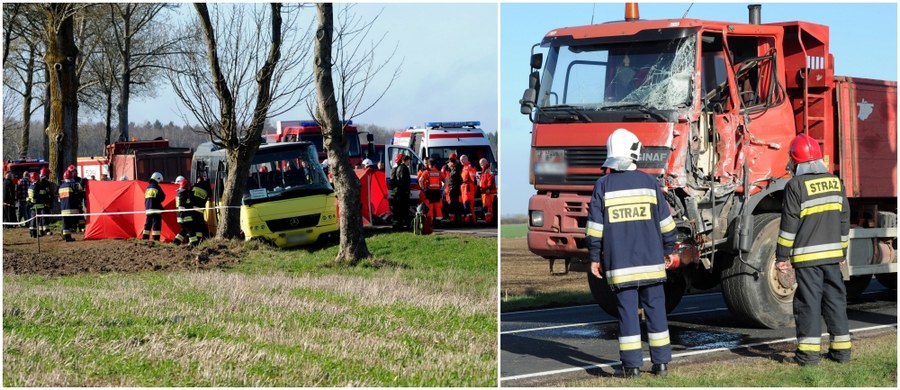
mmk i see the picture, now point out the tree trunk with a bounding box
[104,88,112,147]
[215,147,253,239]
[117,14,132,141]
[42,67,50,159]
[18,43,35,160]
[314,3,370,264]
[44,4,79,183]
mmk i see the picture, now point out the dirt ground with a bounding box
[2,228,244,277]
[500,237,590,297]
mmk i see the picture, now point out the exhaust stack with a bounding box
[748,4,761,25]
[625,3,640,21]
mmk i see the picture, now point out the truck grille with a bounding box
[266,214,321,232]
[566,147,607,168]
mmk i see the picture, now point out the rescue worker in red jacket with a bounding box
[460,154,478,224]
[478,158,496,224]
[775,134,852,366]
[58,169,83,242]
[28,169,52,238]
[142,172,166,241]
[424,158,444,224]
[173,176,197,246]
[586,128,677,378]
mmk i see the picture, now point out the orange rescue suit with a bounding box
[479,167,496,224]
[461,162,478,223]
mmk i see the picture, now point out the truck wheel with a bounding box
[874,273,897,290]
[587,268,687,318]
[844,275,872,298]
[720,213,794,329]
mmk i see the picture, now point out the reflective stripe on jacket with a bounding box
[776,173,850,267]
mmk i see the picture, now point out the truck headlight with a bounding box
[530,210,544,227]
[533,149,566,175]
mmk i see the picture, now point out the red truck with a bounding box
[107,139,192,183]
[274,120,369,167]
[519,3,897,328]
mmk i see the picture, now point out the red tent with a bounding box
[84,180,180,241]
[356,169,389,226]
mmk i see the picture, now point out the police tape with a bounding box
[0,205,242,226]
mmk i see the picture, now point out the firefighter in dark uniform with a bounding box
[173,177,196,246]
[28,169,52,237]
[390,154,412,230]
[444,153,463,226]
[16,172,31,226]
[58,169,82,242]
[192,173,212,239]
[142,172,166,241]
[586,128,678,378]
[66,165,86,232]
[3,172,16,227]
[776,134,852,366]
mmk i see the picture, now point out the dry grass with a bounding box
[4,269,496,386]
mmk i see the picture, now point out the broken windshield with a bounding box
[537,35,697,115]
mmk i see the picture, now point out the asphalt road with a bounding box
[500,280,897,385]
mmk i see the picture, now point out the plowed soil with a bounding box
[2,228,243,276]
[500,237,589,297]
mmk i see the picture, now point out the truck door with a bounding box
[699,31,745,185]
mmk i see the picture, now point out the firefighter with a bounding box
[478,158,496,224]
[444,153,463,225]
[390,154,411,230]
[3,172,15,227]
[460,155,478,224]
[191,174,211,241]
[28,169,53,238]
[66,165,86,232]
[142,172,166,241]
[424,158,444,224]
[775,134,852,366]
[173,177,195,246]
[58,169,83,242]
[15,171,30,227]
[586,128,677,378]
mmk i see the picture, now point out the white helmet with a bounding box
[602,128,641,171]
[362,158,375,168]
[150,172,163,182]
[174,175,185,184]
[321,159,329,168]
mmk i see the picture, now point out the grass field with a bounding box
[500,223,527,239]
[3,233,497,387]
[567,331,897,387]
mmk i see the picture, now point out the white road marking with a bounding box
[500,324,897,382]
[502,291,725,317]
[502,308,728,335]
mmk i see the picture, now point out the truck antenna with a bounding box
[591,3,596,24]
[681,3,694,18]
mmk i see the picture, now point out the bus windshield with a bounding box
[245,144,332,202]
[296,133,361,157]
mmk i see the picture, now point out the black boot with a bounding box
[651,363,668,377]
[620,367,640,378]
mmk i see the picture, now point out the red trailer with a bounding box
[518,3,897,328]
[106,139,192,183]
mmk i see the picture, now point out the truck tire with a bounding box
[720,213,793,329]
[587,268,687,319]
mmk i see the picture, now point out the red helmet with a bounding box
[30,172,39,182]
[449,153,458,160]
[394,153,404,164]
[39,167,50,179]
[67,164,76,172]
[179,178,191,190]
[789,134,823,164]
[62,170,73,180]
[259,165,269,173]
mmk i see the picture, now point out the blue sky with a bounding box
[128,3,499,133]
[500,2,898,217]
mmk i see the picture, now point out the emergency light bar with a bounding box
[425,121,480,128]
[296,120,353,127]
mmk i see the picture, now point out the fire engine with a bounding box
[275,120,369,168]
[519,3,897,328]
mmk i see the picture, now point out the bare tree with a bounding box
[42,3,80,182]
[105,3,181,141]
[312,4,401,263]
[3,4,48,160]
[168,3,312,239]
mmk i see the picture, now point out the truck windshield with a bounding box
[428,146,497,171]
[245,144,332,201]
[296,134,361,157]
[537,36,696,115]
